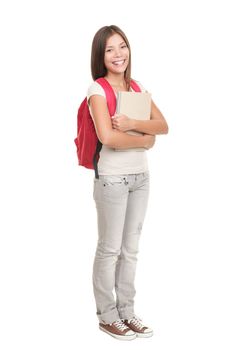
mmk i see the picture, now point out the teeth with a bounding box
[113,60,125,66]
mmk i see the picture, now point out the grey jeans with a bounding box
[92,172,150,324]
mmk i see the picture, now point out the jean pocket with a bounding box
[99,175,128,186]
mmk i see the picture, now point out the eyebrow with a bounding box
[106,41,126,48]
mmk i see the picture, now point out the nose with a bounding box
[114,47,122,57]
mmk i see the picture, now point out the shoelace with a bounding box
[127,316,144,330]
[112,319,129,331]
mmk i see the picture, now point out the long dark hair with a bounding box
[91,25,132,90]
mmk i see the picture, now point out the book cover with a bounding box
[115,91,151,151]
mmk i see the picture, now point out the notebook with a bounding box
[115,91,151,151]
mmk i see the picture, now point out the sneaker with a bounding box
[124,315,153,338]
[99,319,136,340]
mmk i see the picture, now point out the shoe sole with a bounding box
[136,330,153,338]
[99,326,136,341]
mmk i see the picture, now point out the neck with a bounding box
[104,72,126,87]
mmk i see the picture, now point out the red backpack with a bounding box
[74,77,141,177]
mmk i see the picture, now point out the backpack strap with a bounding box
[96,77,117,116]
[130,79,142,92]
[93,140,103,179]
[96,78,142,110]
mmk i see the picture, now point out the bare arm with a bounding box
[89,95,155,150]
[112,99,169,135]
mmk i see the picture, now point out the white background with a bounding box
[0,0,231,349]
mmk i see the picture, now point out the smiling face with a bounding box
[104,33,130,76]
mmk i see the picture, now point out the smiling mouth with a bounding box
[112,59,126,66]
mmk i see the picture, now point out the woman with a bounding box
[87,25,168,340]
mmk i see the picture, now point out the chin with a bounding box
[112,68,127,74]
[110,65,128,74]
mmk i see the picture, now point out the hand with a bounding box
[111,114,132,132]
[143,134,156,149]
